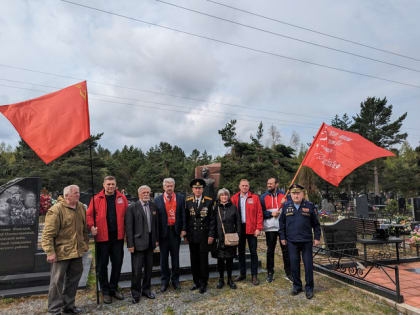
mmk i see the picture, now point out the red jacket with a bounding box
[86,190,128,242]
[231,191,263,234]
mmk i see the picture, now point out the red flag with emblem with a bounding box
[301,123,395,186]
[0,81,90,164]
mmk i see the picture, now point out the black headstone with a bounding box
[0,177,41,275]
[356,195,369,218]
[398,197,406,212]
[79,192,92,207]
[321,218,358,257]
[413,197,420,221]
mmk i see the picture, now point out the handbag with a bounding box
[218,206,239,246]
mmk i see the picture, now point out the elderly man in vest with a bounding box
[42,185,89,315]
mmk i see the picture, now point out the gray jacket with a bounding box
[125,200,159,251]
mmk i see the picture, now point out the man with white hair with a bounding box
[125,185,159,303]
[154,178,186,292]
[42,185,89,315]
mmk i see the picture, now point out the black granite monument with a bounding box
[0,178,41,275]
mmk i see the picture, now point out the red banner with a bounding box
[302,123,395,186]
[0,81,90,164]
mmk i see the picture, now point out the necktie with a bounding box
[143,202,151,233]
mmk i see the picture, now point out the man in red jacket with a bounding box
[87,176,128,304]
[231,179,263,285]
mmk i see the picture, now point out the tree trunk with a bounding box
[374,164,379,196]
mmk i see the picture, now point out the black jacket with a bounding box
[214,201,241,241]
[154,193,186,240]
[185,195,216,244]
[125,200,159,251]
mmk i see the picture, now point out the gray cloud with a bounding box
[0,0,419,158]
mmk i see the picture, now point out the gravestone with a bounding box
[321,218,358,257]
[0,178,92,298]
[116,244,262,288]
[355,195,369,218]
[413,197,420,221]
[195,163,221,199]
[0,178,41,275]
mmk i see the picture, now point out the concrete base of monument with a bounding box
[0,251,92,298]
[116,244,264,288]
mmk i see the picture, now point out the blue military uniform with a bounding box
[279,186,320,298]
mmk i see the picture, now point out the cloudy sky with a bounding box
[1,0,419,157]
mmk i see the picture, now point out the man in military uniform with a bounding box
[279,183,320,299]
[185,179,216,294]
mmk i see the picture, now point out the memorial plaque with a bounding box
[0,177,41,275]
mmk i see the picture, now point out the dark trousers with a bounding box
[217,258,233,278]
[288,241,314,291]
[265,231,291,276]
[238,223,258,276]
[48,257,83,314]
[189,242,209,287]
[160,226,181,285]
[131,234,153,300]
[96,239,124,295]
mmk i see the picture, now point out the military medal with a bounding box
[200,207,208,217]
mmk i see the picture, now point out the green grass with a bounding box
[163,306,175,315]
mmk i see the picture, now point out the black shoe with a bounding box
[306,290,314,299]
[142,291,156,299]
[216,279,225,289]
[103,294,112,304]
[131,297,140,304]
[172,282,180,290]
[190,284,199,291]
[234,274,246,282]
[227,278,237,290]
[160,283,169,292]
[252,275,260,286]
[112,291,124,300]
[63,307,83,314]
[266,273,274,283]
[291,288,303,296]
[199,285,207,294]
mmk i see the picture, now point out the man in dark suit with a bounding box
[125,185,159,304]
[154,178,186,292]
[185,179,216,294]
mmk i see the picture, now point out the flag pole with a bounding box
[89,137,100,305]
[281,123,326,202]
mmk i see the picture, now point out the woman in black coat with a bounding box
[213,188,241,289]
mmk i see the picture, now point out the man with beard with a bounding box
[260,177,291,283]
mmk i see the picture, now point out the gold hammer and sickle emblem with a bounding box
[76,84,87,100]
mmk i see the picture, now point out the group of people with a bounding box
[41,175,320,314]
